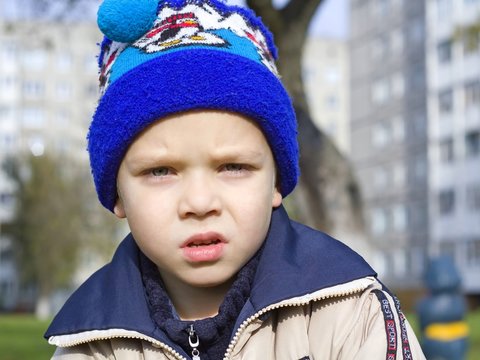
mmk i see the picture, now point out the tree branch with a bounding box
[282,0,325,32]
[246,0,283,37]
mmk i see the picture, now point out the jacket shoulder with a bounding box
[45,236,155,339]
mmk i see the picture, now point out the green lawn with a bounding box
[0,311,479,359]
[0,314,54,360]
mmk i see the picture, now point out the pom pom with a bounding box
[97,0,158,43]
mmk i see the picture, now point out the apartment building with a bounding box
[426,0,480,293]
[0,20,100,309]
[303,37,351,155]
[350,0,429,288]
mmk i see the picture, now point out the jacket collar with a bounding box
[45,206,376,342]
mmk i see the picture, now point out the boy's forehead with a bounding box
[130,110,271,149]
[136,110,265,138]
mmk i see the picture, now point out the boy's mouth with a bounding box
[182,232,226,248]
[181,232,226,262]
[187,239,222,247]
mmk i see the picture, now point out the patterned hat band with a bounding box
[88,0,299,211]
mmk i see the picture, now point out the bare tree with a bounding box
[4,155,118,318]
[247,0,365,241]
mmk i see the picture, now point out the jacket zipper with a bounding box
[222,276,378,360]
[188,324,201,360]
[49,330,187,360]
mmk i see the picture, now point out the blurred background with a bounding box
[0,0,479,358]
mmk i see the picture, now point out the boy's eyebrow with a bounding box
[123,151,176,171]
[124,148,267,171]
[210,148,266,162]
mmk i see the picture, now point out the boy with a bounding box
[45,0,426,359]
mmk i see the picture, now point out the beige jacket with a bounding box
[50,277,426,360]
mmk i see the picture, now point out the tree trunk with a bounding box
[248,0,371,256]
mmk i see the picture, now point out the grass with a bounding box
[0,314,54,360]
[0,311,479,359]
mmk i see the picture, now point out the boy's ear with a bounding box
[272,187,282,208]
[113,195,126,219]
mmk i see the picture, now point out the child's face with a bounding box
[114,110,282,289]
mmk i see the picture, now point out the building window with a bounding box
[22,107,45,128]
[377,79,402,103]
[0,106,13,123]
[438,189,455,215]
[393,249,407,278]
[0,76,16,94]
[392,163,406,187]
[0,133,17,152]
[371,208,388,235]
[372,36,388,61]
[439,138,455,163]
[409,18,424,44]
[437,40,453,64]
[466,239,480,266]
[55,109,70,125]
[466,184,480,211]
[22,49,47,71]
[392,204,407,231]
[465,81,480,108]
[391,28,404,55]
[391,72,405,98]
[57,52,72,71]
[437,0,452,20]
[466,130,480,157]
[55,82,72,100]
[372,79,389,104]
[409,66,425,90]
[373,167,389,188]
[23,80,44,98]
[438,89,454,115]
[413,156,427,181]
[0,192,15,209]
[412,112,427,136]
[0,43,17,66]
[391,116,405,142]
[372,123,390,148]
[372,0,390,17]
[439,241,455,259]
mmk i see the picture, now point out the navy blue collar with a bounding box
[45,206,376,343]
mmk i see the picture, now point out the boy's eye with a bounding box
[151,167,170,177]
[223,163,245,172]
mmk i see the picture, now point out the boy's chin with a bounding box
[184,272,236,290]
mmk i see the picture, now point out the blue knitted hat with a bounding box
[89,0,299,211]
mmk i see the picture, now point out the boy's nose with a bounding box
[178,172,221,218]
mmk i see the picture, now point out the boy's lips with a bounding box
[181,232,226,263]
